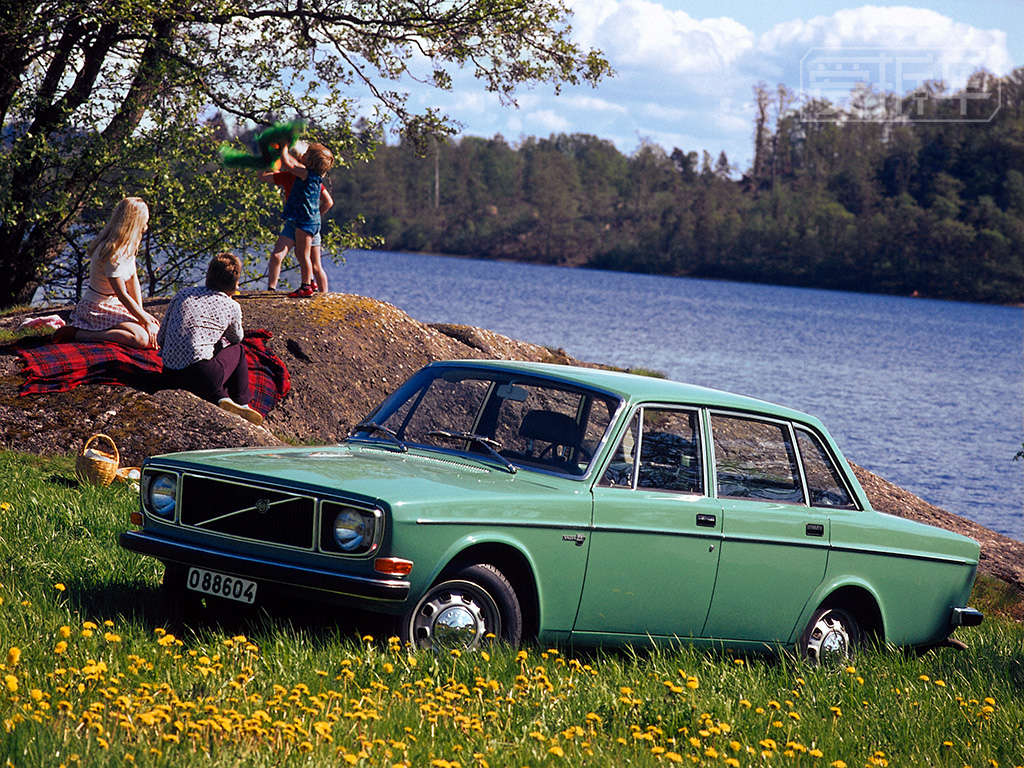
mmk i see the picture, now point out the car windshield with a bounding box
[352,366,622,477]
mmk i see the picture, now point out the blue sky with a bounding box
[400,1,1023,173]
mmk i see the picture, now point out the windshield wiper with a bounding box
[350,422,408,452]
[428,430,517,474]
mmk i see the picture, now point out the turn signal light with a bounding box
[374,557,413,576]
[130,511,144,526]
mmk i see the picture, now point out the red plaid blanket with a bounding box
[11,329,290,417]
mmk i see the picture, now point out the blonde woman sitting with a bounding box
[54,197,160,348]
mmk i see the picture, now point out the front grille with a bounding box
[179,475,316,549]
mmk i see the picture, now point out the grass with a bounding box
[1,450,1022,768]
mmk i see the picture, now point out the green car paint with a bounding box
[120,360,982,660]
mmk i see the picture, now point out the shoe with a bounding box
[309,279,318,292]
[288,284,315,298]
[218,397,264,426]
[52,325,78,343]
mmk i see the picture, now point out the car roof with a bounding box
[430,360,823,428]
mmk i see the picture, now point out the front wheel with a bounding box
[401,563,522,651]
[799,607,860,664]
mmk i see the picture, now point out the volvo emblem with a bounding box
[255,499,271,514]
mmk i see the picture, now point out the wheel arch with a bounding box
[440,542,541,642]
[812,584,885,645]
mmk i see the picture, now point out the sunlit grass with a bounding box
[2,450,1022,767]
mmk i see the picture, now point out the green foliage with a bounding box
[334,68,1024,304]
[1,450,1023,767]
[0,0,611,307]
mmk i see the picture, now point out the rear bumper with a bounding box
[119,531,410,604]
[950,606,984,627]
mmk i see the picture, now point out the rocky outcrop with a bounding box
[1,292,1021,594]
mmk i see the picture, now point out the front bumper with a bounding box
[119,531,410,604]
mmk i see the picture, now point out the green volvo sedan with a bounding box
[119,360,982,660]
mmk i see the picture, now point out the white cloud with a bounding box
[757,5,1013,87]
[390,2,1015,171]
[569,0,754,75]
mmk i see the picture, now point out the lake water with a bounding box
[322,250,1024,541]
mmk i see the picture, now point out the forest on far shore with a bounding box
[330,70,1024,305]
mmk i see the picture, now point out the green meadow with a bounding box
[1,450,1022,768]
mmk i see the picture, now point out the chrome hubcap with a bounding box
[410,581,497,650]
[806,613,852,663]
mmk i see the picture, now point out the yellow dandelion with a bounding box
[55,583,66,593]
[104,633,121,643]
[831,706,842,717]
[548,746,564,757]
[934,680,946,687]
[6,648,20,667]
[739,699,751,708]
[4,675,17,692]
[845,666,856,674]
[810,749,824,758]
[918,675,930,682]
[59,626,71,638]
[0,502,11,511]
[831,762,847,768]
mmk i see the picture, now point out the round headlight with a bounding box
[333,508,372,552]
[148,473,177,518]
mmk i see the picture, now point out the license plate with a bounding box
[187,567,257,604]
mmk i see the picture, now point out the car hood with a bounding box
[147,443,575,507]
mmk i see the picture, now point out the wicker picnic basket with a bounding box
[76,434,120,487]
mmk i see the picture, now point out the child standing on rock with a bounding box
[258,144,334,294]
[277,143,334,298]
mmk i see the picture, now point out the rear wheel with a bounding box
[402,563,522,651]
[800,607,860,664]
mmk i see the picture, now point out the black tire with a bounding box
[401,563,523,651]
[799,607,860,664]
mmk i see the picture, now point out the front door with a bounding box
[574,406,722,641]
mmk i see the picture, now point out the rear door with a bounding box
[701,412,830,643]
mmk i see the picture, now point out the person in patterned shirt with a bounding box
[158,253,263,425]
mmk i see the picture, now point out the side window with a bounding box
[599,407,704,494]
[599,411,639,488]
[796,428,857,509]
[638,408,703,493]
[711,414,804,504]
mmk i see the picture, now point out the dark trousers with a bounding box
[165,343,253,405]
